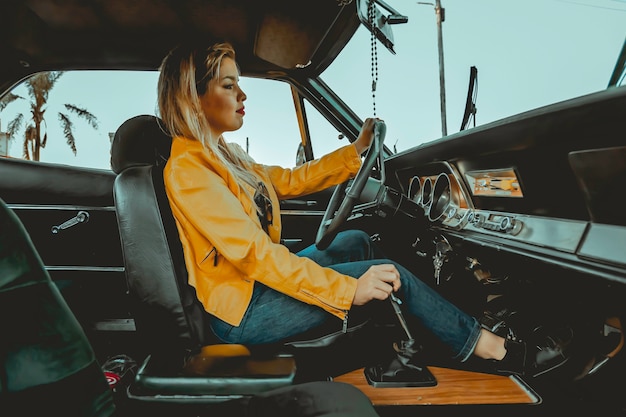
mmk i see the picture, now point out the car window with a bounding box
[303,99,352,160]
[222,78,301,167]
[1,71,159,170]
[0,72,346,170]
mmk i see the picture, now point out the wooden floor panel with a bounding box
[333,366,540,406]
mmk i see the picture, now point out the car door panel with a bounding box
[0,157,131,336]
[280,187,335,252]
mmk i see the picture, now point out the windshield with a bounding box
[321,0,626,153]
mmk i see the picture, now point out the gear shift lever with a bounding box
[389,293,413,339]
[364,294,437,387]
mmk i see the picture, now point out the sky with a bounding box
[1,0,625,169]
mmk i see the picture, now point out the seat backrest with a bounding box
[0,197,116,416]
[111,115,214,356]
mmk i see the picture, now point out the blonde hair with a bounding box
[157,41,260,198]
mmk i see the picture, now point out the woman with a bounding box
[157,41,570,378]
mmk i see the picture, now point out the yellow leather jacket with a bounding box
[164,135,363,327]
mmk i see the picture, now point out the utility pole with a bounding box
[418,1,447,136]
[435,0,447,136]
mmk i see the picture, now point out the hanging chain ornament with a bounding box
[368,0,378,117]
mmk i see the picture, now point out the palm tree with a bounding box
[0,71,98,161]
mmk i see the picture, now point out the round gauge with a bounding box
[429,173,451,222]
[421,177,433,209]
[408,176,422,204]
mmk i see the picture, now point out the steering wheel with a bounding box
[315,120,386,250]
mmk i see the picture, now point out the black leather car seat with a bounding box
[110,115,369,403]
[0,197,116,416]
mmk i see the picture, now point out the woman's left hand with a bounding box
[353,117,382,155]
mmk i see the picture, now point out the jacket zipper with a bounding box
[301,289,349,333]
[206,247,219,266]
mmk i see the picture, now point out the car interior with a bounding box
[1,1,626,416]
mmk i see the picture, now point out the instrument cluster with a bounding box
[406,168,527,238]
[407,171,472,230]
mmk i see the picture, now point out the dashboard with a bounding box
[380,86,626,282]
[398,161,622,275]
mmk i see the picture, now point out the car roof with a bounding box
[0,0,361,92]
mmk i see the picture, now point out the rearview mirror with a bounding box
[356,0,408,54]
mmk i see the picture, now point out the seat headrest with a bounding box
[110,115,172,174]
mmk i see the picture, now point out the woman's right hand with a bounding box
[352,264,401,306]
[353,117,382,155]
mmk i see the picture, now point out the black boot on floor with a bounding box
[494,325,573,378]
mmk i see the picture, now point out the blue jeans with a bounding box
[210,230,482,362]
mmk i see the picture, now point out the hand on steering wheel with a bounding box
[315,120,386,250]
